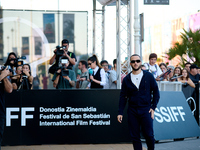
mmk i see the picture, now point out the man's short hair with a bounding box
[190,64,199,70]
[113,59,117,66]
[62,39,69,45]
[80,60,88,68]
[149,53,157,60]
[185,62,191,66]
[100,60,108,66]
[130,54,141,61]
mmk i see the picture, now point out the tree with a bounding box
[167,29,200,67]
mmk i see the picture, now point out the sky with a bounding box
[1,0,200,64]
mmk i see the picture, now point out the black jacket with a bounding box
[118,70,160,115]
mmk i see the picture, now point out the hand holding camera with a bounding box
[56,69,62,74]
[53,48,57,54]
[55,46,67,56]
[63,75,70,81]
[63,50,68,57]
[1,66,10,79]
[9,58,15,65]
[79,77,87,81]
[9,57,25,67]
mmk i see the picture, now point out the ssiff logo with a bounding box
[6,107,35,126]
[154,106,186,123]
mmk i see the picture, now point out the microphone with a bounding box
[77,69,81,75]
[88,68,93,82]
[76,69,82,81]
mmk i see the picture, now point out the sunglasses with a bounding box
[131,60,141,63]
[88,63,92,66]
[102,65,108,67]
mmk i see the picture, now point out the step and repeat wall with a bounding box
[2,89,200,145]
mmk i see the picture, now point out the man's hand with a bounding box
[64,76,70,81]
[57,69,61,74]
[155,77,161,81]
[12,83,18,90]
[10,60,15,65]
[11,75,20,80]
[63,51,69,57]
[117,115,123,123]
[53,48,57,54]
[1,67,10,79]
[149,108,154,119]
[79,77,86,81]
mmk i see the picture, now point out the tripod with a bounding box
[17,76,30,91]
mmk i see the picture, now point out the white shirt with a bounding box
[109,70,117,89]
[131,71,143,89]
[144,63,162,78]
[103,71,110,89]
[87,66,106,88]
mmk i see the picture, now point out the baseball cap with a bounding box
[167,65,175,70]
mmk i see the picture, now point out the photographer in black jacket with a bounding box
[4,52,17,76]
[49,39,76,74]
[0,67,13,148]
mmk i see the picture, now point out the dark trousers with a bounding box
[0,117,5,150]
[128,107,155,150]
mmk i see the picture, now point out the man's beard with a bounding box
[132,65,141,71]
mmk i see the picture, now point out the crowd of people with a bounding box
[48,39,199,90]
[1,39,199,91]
[143,53,199,88]
[48,39,118,90]
[1,52,34,90]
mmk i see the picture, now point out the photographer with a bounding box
[49,39,76,74]
[4,52,17,76]
[0,67,13,148]
[52,56,76,89]
[17,64,33,90]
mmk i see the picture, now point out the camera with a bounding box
[55,45,67,56]
[80,76,88,80]
[57,66,69,76]
[21,71,28,79]
[61,69,69,76]
[57,56,69,76]
[9,56,26,67]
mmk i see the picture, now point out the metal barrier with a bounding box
[157,81,199,124]
[157,81,182,91]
